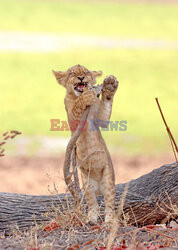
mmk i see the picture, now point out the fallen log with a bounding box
[0,162,177,234]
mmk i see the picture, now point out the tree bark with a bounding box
[0,162,177,234]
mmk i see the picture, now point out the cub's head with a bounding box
[53,64,102,96]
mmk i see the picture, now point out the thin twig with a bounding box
[155,98,178,163]
[168,133,178,164]
[146,228,174,240]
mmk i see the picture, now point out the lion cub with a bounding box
[53,64,118,224]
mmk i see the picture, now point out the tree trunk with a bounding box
[0,162,177,234]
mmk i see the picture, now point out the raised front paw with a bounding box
[102,75,118,100]
[82,88,97,107]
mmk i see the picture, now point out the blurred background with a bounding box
[0,0,177,195]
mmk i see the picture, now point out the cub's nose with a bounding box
[78,76,85,81]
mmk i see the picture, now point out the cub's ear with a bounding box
[91,70,103,78]
[52,70,67,87]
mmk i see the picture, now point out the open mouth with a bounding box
[74,82,87,93]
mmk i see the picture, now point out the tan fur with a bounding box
[53,64,118,224]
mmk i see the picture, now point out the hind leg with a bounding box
[100,164,116,223]
[81,173,100,224]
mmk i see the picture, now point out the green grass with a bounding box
[0,49,177,154]
[0,0,178,39]
[0,0,177,154]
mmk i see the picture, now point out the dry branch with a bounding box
[0,130,22,157]
[0,162,177,234]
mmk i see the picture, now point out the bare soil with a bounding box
[0,153,174,195]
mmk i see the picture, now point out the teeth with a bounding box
[74,82,87,92]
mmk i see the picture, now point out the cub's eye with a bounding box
[69,72,76,77]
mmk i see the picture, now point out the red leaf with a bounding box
[97,246,129,250]
[146,225,163,230]
[43,222,59,232]
[147,243,164,249]
[68,244,80,249]
[70,215,82,226]
[83,239,95,246]
[90,225,102,232]
[146,225,156,229]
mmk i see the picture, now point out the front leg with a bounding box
[98,75,118,126]
[66,88,97,129]
[71,88,97,121]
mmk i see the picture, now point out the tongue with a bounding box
[78,85,84,91]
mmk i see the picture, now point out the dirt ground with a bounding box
[0,220,177,249]
[0,153,174,195]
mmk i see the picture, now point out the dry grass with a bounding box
[0,169,177,249]
[0,159,177,248]
[0,192,177,249]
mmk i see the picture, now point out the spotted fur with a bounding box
[53,64,118,224]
